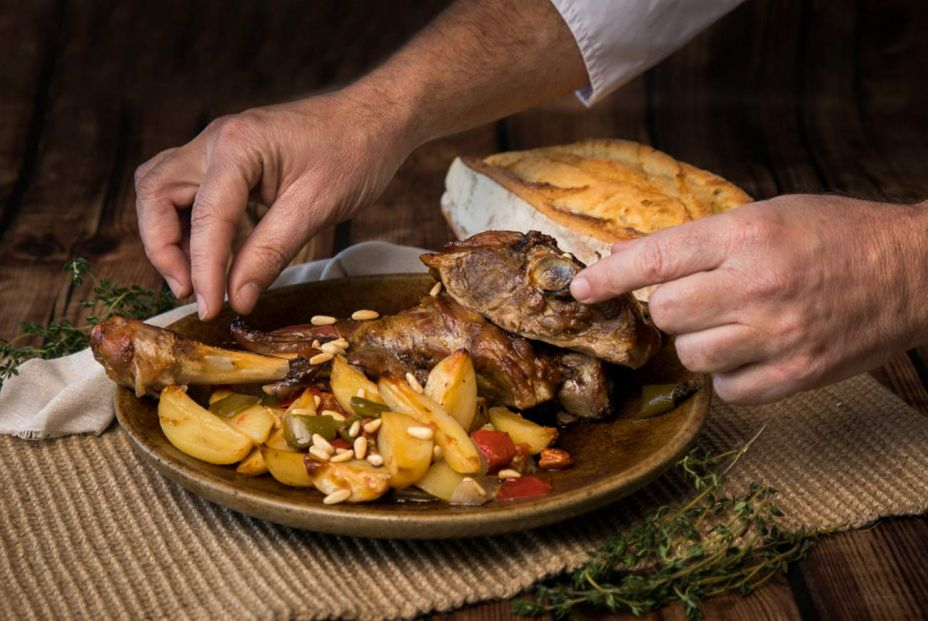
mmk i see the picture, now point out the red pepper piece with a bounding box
[470,429,517,473]
[495,476,552,501]
[330,438,352,451]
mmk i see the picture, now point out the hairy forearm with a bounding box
[343,0,587,150]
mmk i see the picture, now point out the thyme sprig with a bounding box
[514,427,826,619]
[0,259,174,388]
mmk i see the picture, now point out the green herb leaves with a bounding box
[514,428,822,619]
[0,259,175,389]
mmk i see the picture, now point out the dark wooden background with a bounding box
[2,1,927,618]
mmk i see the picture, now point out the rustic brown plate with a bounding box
[114,274,709,539]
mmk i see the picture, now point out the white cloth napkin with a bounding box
[0,242,428,440]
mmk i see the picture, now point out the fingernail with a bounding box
[570,276,591,301]
[196,294,209,320]
[236,282,260,313]
[165,276,182,298]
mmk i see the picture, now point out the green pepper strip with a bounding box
[283,414,338,449]
[635,380,699,419]
[209,394,260,418]
[350,396,388,418]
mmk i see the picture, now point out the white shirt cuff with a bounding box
[549,0,746,106]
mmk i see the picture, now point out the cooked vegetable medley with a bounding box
[157,349,564,505]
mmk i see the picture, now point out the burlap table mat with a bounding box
[3,373,927,620]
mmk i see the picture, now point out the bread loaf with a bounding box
[441,139,752,268]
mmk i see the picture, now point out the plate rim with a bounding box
[114,274,710,539]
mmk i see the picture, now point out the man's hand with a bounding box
[135,93,413,319]
[570,195,928,404]
[134,0,586,321]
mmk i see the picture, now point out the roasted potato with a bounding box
[305,459,391,502]
[377,411,434,488]
[236,447,268,476]
[331,356,383,414]
[415,460,466,501]
[229,405,276,445]
[378,375,480,474]
[488,407,558,455]
[425,350,478,430]
[261,446,314,486]
[159,386,253,465]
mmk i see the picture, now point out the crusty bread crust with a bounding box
[457,139,752,244]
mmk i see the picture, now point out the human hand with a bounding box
[135,89,416,319]
[570,195,928,404]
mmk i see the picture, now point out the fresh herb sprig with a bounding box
[514,427,826,619]
[0,258,174,388]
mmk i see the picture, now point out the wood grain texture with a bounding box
[0,0,926,619]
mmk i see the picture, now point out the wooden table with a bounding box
[2,1,927,618]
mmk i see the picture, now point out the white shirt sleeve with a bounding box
[549,0,746,106]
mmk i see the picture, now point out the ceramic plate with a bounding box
[114,274,709,539]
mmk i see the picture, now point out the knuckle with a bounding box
[712,376,752,405]
[728,211,778,249]
[209,114,254,149]
[646,289,674,329]
[248,242,290,275]
[634,239,669,283]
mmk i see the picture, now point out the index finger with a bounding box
[570,215,731,304]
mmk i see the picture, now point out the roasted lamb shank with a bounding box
[421,230,660,368]
[232,293,611,418]
[90,316,289,397]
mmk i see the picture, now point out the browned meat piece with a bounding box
[555,352,611,420]
[233,295,561,411]
[90,317,290,397]
[420,230,660,368]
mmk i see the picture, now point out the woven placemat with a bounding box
[2,373,927,620]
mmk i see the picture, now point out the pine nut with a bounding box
[432,445,443,460]
[348,420,361,438]
[321,409,345,422]
[308,447,330,461]
[354,437,368,460]
[311,339,321,349]
[329,450,354,463]
[320,342,343,354]
[309,352,334,365]
[429,282,442,297]
[356,388,366,398]
[363,419,382,434]
[405,372,424,393]
[366,453,383,467]
[497,469,522,479]
[323,489,351,504]
[461,477,487,496]
[351,309,379,321]
[407,426,433,440]
[312,434,333,453]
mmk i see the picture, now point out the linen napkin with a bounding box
[0,241,428,440]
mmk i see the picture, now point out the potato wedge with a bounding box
[378,375,480,474]
[261,446,313,487]
[159,386,253,465]
[377,411,434,488]
[209,388,234,405]
[229,405,275,444]
[264,427,297,452]
[415,460,466,501]
[305,459,391,502]
[285,387,318,415]
[331,356,383,414]
[236,447,268,476]
[425,350,478,430]
[488,407,558,455]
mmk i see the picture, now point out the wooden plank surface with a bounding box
[0,1,926,620]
